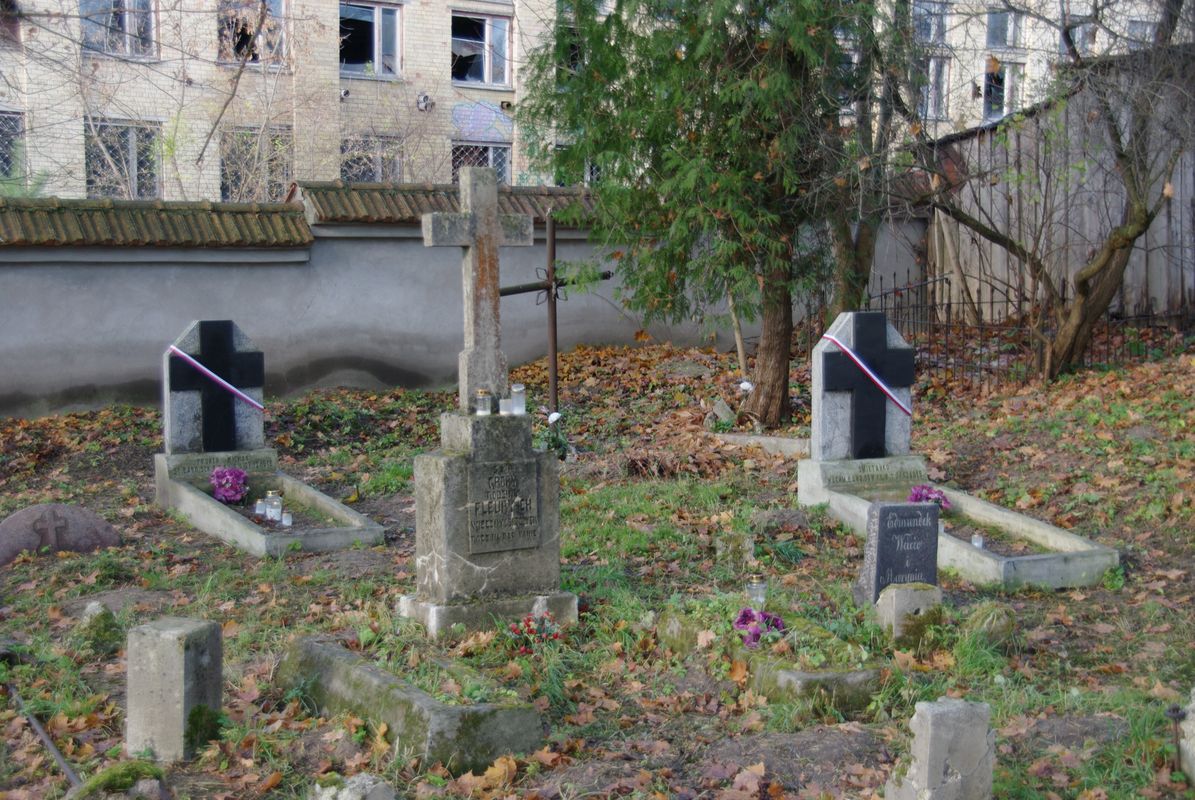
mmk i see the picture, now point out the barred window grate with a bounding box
[340,135,403,183]
[85,120,160,199]
[451,143,510,184]
[220,127,293,202]
[0,111,23,179]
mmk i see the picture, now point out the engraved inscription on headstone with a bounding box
[163,451,279,481]
[854,502,938,606]
[467,460,540,554]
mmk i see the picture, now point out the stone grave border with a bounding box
[154,449,383,557]
[803,457,1118,591]
[277,637,544,772]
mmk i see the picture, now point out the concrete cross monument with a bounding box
[798,311,930,506]
[422,166,533,411]
[400,167,577,637]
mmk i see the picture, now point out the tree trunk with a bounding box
[830,214,876,316]
[1047,247,1134,376]
[743,277,793,428]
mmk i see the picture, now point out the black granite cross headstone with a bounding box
[822,312,914,459]
[168,320,264,452]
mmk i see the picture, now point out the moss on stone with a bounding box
[73,760,163,797]
[893,604,947,651]
[184,703,222,753]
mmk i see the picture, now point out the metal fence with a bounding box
[794,268,1193,392]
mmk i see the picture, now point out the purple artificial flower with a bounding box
[210,466,248,504]
[759,611,785,633]
[733,607,760,631]
[908,484,951,510]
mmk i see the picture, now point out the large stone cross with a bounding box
[813,311,915,460]
[422,167,533,411]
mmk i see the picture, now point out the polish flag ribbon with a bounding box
[820,334,912,417]
[168,345,265,412]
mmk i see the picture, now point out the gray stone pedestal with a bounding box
[886,697,994,799]
[398,413,577,637]
[126,617,222,763]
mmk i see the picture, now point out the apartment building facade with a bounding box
[0,0,556,201]
[910,0,1166,136]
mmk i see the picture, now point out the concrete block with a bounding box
[876,583,943,640]
[126,617,222,763]
[1180,687,1195,779]
[886,697,994,800]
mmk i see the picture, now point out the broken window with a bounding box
[983,58,1021,121]
[81,0,155,57]
[451,13,509,85]
[218,0,285,65]
[451,143,510,184]
[339,2,399,76]
[85,120,160,199]
[341,135,402,182]
[219,126,292,202]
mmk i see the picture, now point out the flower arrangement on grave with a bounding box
[210,466,249,504]
[733,607,785,649]
[505,611,561,655]
[908,484,951,510]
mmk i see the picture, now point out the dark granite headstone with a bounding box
[163,320,265,455]
[821,312,915,459]
[0,504,121,566]
[853,502,938,606]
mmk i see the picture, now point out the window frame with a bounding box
[1126,19,1155,50]
[985,9,1020,49]
[218,0,286,66]
[915,55,949,121]
[340,134,403,183]
[1060,14,1098,56]
[339,2,401,78]
[451,141,511,184]
[81,0,157,59]
[84,119,161,200]
[451,12,511,87]
[983,59,1021,122]
[912,0,947,45]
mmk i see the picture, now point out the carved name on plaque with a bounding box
[468,461,540,554]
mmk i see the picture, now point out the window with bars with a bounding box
[85,120,160,199]
[912,1,947,44]
[340,135,402,182]
[81,0,155,57]
[219,127,292,202]
[218,0,285,64]
[340,2,400,76]
[914,56,949,120]
[451,13,509,85]
[0,112,22,179]
[451,143,510,184]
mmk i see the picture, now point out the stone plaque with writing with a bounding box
[854,502,938,606]
[467,460,540,554]
[163,450,279,482]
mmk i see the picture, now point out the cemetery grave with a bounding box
[0,245,1192,794]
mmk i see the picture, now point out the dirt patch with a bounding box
[290,546,407,580]
[350,494,416,550]
[697,726,890,793]
[1015,713,1131,753]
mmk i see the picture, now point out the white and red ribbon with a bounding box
[821,333,912,417]
[168,345,265,412]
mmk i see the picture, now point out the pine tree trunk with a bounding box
[830,216,876,316]
[743,277,793,428]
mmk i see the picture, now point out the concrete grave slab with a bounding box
[277,637,543,773]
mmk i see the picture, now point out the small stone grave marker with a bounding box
[0,503,120,566]
[853,501,939,606]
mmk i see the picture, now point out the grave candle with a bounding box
[971,533,984,549]
[510,383,526,415]
[499,397,514,415]
[474,389,492,416]
[745,574,767,607]
[254,498,266,516]
[265,491,282,522]
[281,511,293,527]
